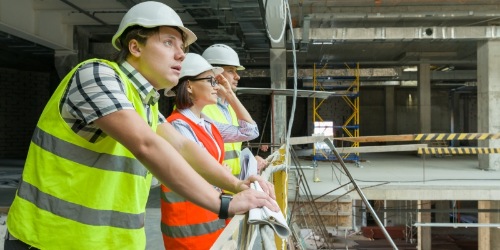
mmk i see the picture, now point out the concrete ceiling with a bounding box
[1,0,499,85]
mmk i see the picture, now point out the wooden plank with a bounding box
[289,135,332,145]
[334,134,415,143]
[330,144,427,153]
[289,134,416,145]
[294,144,427,155]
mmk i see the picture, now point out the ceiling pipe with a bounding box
[308,11,500,21]
[60,0,109,26]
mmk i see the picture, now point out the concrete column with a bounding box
[450,91,460,147]
[434,201,450,223]
[385,86,396,135]
[477,40,500,171]
[417,200,431,250]
[418,63,431,133]
[492,201,500,249]
[270,48,287,146]
[385,200,405,226]
[478,200,490,250]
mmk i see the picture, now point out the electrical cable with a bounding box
[285,0,298,158]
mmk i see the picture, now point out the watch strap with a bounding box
[218,194,233,219]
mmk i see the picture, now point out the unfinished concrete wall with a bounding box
[360,87,386,137]
[0,68,52,159]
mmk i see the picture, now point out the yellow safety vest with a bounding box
[7,59,157,249]
[202,104,242,177]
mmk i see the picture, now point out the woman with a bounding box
[160,53,259,249]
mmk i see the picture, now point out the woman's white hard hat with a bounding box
[180,53,223,78]
[112,1,197,50]
[202,44,245,70]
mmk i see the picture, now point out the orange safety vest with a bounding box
[161,110,226,249]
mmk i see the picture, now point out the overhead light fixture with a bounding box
[312,40,334,45]
[403,66,417,72]
[440,66,455,71]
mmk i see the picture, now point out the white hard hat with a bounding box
[180,53,224,79]
[202,44,245,70]
[112,1,197,50]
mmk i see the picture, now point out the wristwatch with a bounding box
[218,193,233,219]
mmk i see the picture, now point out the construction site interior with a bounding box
[2,0,500,249]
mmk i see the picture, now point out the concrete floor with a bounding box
[298,152,500,200]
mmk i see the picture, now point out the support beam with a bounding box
[478,201,491,250]
[417,201,432,250]
[291,26,500,42]
[477,40,500,171]
[418,63,431,133]
[270,49,287,158]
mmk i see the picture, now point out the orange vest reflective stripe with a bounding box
[161,110,225,249]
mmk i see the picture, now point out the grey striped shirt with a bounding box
[60,61,165,143]
[169,108,258,150]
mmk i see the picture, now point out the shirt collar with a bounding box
[178,108,204,126]
[217,97,229,106]
[119,61,160,105]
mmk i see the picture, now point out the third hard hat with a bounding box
[202,44,245,70]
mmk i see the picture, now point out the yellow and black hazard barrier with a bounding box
[414,133,500,141]
[418,147,500,155]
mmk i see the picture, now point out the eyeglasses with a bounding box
[190,76,218,87]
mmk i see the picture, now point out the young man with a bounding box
[4,2,277,249]
[202,44,270,176]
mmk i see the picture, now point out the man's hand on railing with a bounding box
[228,188,280,217]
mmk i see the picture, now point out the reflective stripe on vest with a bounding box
[224,149,239,161]
[161,219,225,238]
[17,180,144,228]
[202,104,242,176]
[6,59,156,250]
[32,127,147,176]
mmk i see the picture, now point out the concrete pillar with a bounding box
[418,63,431,133]
[478,200,490,250]
[450,91,460,147]
[417,200,431,250]
[434,201,450,223]
[492,201,500,249]
[270,48,287,146]
[477,40,500,171]
[385,86,396,135]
